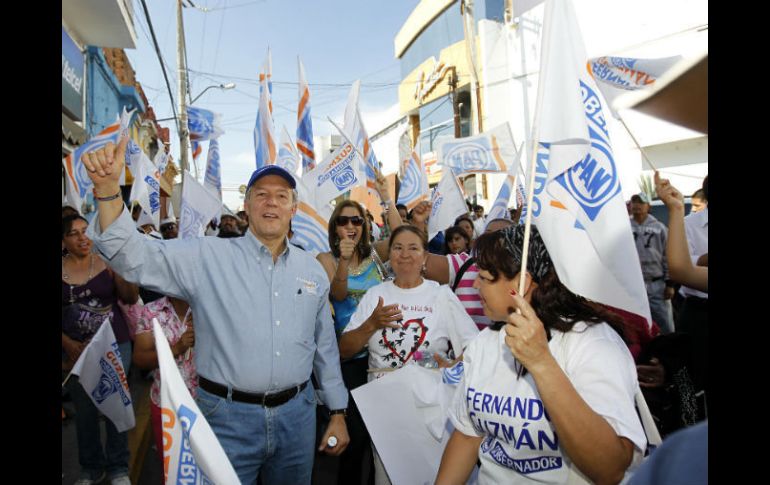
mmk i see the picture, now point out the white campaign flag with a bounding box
[397,147,429,211]
[129,150,162,230]
[276,125,301,176]
[587,55,681,119]
[289,176,332,256]
[179,170,223,239]
[300,139,364,207]
[437,122,517,175]
[70,319,135,432]
[486,143,525,224]
[153,319,239,484]
[428,171,467,241]
[529,0,651,325]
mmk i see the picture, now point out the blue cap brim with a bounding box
[246,165,297,190]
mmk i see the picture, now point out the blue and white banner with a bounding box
[587,55,681,119]
[153,146,170,174]
[129,150,162,230]
[70,319,135,432]
[179,170,223,239]
[397,148,429,210]
[530,0,650,326]
[300,140,364,207]
[204,138,222,201]
[153,319,239,484]
[254,73,277,169]
[342,80,380,190]
[437,123,517,175]
[276,125,300,176]
[187,106,224,142]
[63,108,134,213]
[297,58,316,173]
[485,143,525,224]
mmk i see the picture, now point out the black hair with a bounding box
[443,226,471,254]
[62,214,88,239]
[389,225,428,251]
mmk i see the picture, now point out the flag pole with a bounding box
[62,371,73,388]
[617,114,658,171]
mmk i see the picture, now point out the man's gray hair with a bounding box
[245,186,299,206]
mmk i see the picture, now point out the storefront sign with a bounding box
[62,26,84,121]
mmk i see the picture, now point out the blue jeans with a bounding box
[66,341,132,481]
[196,382,317,485]
[646,279,673,334]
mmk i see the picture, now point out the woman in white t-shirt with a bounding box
[436,225,646,485]
[341,225,479,484]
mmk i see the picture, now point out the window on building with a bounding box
[400,3,464,78]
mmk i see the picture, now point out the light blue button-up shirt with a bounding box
[90,207,347,410]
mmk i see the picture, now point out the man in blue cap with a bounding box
[80,136,349,485]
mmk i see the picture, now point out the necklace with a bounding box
[63,254,94,303]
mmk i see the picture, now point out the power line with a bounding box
[139,0,179,132]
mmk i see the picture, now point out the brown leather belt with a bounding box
[198,376,308,407]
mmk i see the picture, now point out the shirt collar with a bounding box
[243,229,292,262]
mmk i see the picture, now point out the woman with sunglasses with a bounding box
[316,175,403,485]
[435,225,646,485]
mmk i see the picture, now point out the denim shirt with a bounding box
[89,207,347,410]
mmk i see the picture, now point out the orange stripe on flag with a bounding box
[490,135,507,172]
[298,202,328,227]
[550,200,567,210]
[298,90,310,119]
[297,144,315,159]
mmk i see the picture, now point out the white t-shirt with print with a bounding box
[449,323,646,484]
[344,279,480,381]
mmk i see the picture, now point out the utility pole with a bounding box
[450,68,461,138]
[461,0,483,135]
[177,0,190,188]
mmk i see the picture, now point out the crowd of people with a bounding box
[62,131,707,485]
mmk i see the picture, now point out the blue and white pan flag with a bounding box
[342,80,380,190]
[63,107,134,213]
[70,318,135,433]
[296,58,316,173]
[129,150,162,230]
[254,73,277,169]
[428,170,467,241]
[204,138,222,201]
[153,319,239,484]
[179,170,223,239]
[437,122,517,175]
[187,106,224,142]
[587,55,681,119]
[397,148,429,210]
[300,139,364,207]
[529,0,651,326]
[276,125,301,176]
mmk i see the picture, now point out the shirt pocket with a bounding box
[290,291,320,344]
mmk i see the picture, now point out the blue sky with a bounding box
[127,0,418,207]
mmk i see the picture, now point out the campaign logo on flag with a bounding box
[486,175,516,223]
[63,108,134,212]
[342,81,380,189]
[187,106,224,141]
[290,201,332,256]
[277,125,300,175]
[129,151,162,229]
[397,150,429,210]
[70,319,135,432]
[297,58,316,172]
[153,319,239,484]
[529,0,651,326]
[586,55,681,118]
[437,123,517,174]
[153,147,169,174]
[302,140,363,207]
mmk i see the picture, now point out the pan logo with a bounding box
[332,166,357,190]
[445,140,492,172]
[555,81,620,221]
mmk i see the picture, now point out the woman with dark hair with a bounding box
[341,225,479,485]
[436,225,646,485]
[454,214,476,242]
[315,175,403,485]
[61,215,139,485]
[444,226,471,255]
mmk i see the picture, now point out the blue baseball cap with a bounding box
[246,165,297,190]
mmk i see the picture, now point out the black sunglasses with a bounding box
[335,215,364,227]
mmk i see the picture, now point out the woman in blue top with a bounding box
[317,176,403,485]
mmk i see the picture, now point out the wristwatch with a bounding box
[329,408,348,418]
